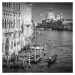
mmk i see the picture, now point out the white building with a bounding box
[46,9,55,21]
[20,3,33,46]
[2,2,33,57]
[42,9,55,26]
[56,13,63,21]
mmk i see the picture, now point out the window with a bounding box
[4,3,6,6]
[4,19,5,29]
[19,41,20,45]
[19,3,20,10]
[13,22,14,28]
[10,11,12,16]
[14,33,16,39]
[11,20,13,28]
[14,42,16,47]
[5,19,6,29]
[2,3,5,6]
[13,12,15,17]
[2,19,4,28]
[11,41,13,49]
[7,3,8,7]
[5,38,9,55]
[13,19,15,28]
[7,19,8,29]
[9,20,10,28]
[19,14,20,17]
[17,41,20,45]
[13,3,15,9]
[9,3,10,7]
[3,10,5,16]
[14,19,15,24]
[2,43,4,53]
[10,20,11,28]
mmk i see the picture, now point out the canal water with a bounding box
[3,30,73,73]
[27,30,73,73]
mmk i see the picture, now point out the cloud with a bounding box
[40,14,44,16]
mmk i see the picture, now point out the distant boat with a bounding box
[47,54,57,67]
[39,28,44,31]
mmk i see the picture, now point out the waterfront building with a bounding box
[42,20,46,26]
[41,9,73,31]
[42,9,56,28]
[46,9,55,21]
[62,20,73,24]
[20,3,33,47]
[2,2,33,57]
[56,13,63,21]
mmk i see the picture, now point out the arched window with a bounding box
[9,3,10,7]
[13,3,15,9]
[12,20,14,28]
[4,3,6,6]
[7,19,8,29]
[2,3,4,6]
[9,20,11,28]
[11,41,13,49]
[2,43,4,53]
[6,19,8,29]
[14,42,16,47]
[5,38,9,55]
[11,20,13,28]
[4,19,5,29]
[10,20,12,28]
[7,3,8,7]
[2,19,4,28]
[5,19,6,29]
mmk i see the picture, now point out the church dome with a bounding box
[46,9,55,20]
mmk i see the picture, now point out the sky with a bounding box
[32,2,73,23]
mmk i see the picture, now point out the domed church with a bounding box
[46,8,55,21]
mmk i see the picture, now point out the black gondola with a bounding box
[27,55,42,64]
[47,54,57,67]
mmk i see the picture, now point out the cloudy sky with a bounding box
[32,2,73,23]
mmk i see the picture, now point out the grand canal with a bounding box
[35,30,73,73]
[3,30,73,73]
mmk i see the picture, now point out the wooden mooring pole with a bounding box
[6,55,9,67]
[40,44,42,57]
[28,52,30,68]
[44,44,46,56]
[34,47,36,62]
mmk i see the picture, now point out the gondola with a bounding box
[47,54,57,67]
[27,55,42,64]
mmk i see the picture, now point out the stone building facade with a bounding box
[46,9,55,21]
[55,13,63,21]
[2,2,33,57]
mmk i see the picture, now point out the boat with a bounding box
[30,45,44,50]
[47,54,57,67]
[27,55,42,64]
[31,55,42,63]
[39,28,44,31]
